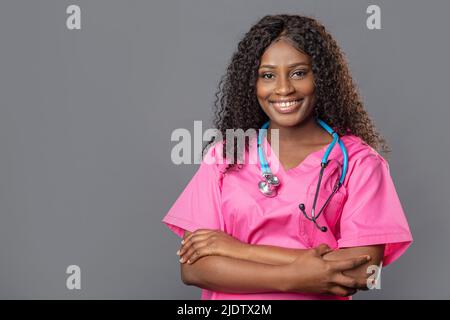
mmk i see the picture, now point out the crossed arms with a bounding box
[178,229,384,297]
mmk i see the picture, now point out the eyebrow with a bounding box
[259,62,309,69]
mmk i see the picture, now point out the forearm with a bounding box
[241,243,308,265]
[181,255,288,294]
[239,243,384,279]
[322,245,385,279]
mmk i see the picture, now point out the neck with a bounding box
[267,116,329,145]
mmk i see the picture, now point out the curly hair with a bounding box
[203,14,391,174]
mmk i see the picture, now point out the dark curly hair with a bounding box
[203,14,391,174]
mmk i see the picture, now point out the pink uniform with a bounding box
[162,133,413,300]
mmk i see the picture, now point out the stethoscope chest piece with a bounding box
[258,173,280,197]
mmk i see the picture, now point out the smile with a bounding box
[269,99,304,113]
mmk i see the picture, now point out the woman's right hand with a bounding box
[281,244,371,297]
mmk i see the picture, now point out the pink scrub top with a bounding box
[162,133,413,300]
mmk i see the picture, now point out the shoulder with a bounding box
[201,140,228,174]
[340,134,390,187]
[341,134,387,165]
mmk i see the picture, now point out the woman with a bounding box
[162,14,412,300]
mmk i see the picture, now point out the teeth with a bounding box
[272,100,302,108]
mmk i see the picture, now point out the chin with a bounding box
[269,113,310,128]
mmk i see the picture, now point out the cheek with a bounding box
[256,81,271,106]
[296,78,315,96]
[256,81,268,98]
[304,83,315,95]
[257,75,280,92]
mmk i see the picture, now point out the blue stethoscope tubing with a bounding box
[257,118,349,232]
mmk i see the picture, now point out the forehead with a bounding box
[259,38,311,66]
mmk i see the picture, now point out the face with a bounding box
[256,38,316,128]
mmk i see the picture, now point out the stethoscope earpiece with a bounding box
[298,202,329,233]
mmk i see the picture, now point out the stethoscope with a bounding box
[257,118,348,232]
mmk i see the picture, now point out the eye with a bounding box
[293,70,308,78]
[259,70,309,80]
[260,73,274,80]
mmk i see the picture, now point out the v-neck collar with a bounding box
[262,133,342,176]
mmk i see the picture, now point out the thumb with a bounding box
[315,243,333,256]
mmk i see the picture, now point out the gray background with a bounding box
[0,0,448,299]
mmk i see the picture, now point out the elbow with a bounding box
[180,257,212,287]
[180,264,197,286]
[181,269,191,285]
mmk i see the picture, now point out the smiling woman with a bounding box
[257,39,316,125]
[162,14,413,300]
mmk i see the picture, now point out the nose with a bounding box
[274,77,295,95]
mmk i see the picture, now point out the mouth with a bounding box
[269,99,304,114]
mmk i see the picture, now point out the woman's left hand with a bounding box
[177,229,248,264]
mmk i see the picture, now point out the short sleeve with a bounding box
[337,154,413,267]
[161,143,225,238]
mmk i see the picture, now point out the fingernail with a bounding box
[187,259,191,264]
[365,255,371,261]
[181,240,185,244]
[176,250,180,256]
[179,258,184,263]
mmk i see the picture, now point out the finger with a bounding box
[180,239,209,263]
[315,243,333,256]
[181,229,213,245]
[330,286,357,297]
[179,234,211,256]
[333,273,368,290]
[182,230,209,244]
[330,255,370,272]
[180,243,211,264]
